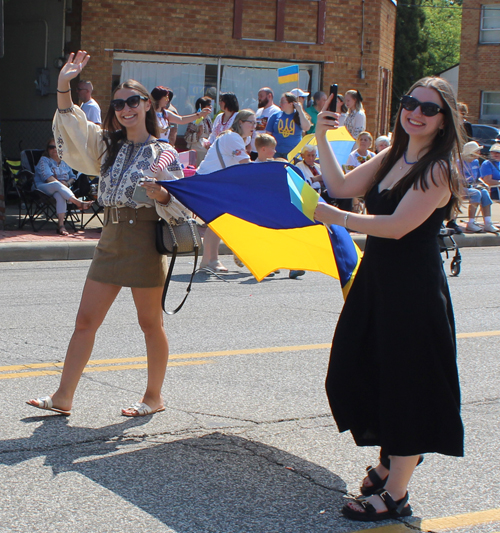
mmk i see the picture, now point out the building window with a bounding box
[481,91,500,123]
[480,5,500,43]
[233,0,326,44]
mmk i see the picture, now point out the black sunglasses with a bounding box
[110,95,148,111]
[400,95,444,117]
[48,145,56,149]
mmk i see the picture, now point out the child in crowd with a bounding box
[254,133,277,162]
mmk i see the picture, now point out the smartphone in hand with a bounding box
[327,84,338,113]
[132,177,155,204]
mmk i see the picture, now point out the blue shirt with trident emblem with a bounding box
[266,111,304,156]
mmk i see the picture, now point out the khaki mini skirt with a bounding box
[87,206,167,288]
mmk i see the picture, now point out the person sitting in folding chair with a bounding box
[34,138,93,235]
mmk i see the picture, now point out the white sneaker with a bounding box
[482,223,499,233]
[466,222,483,233]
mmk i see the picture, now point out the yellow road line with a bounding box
[0,344,332,373]
[0,360,210,380]
[457,330,500,338]
[353,507,500,533]
[1,331,498,379]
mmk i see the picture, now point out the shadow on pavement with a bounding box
[2,418,351,532]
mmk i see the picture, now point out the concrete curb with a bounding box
[0,232,499,262]
[0,241,100,262]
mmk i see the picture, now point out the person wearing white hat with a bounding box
[460,141,498,233]
[290,88,309,106]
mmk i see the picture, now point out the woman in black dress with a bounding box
[314,77,465,522]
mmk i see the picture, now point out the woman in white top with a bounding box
[197,109,255,272]
[207,92,239,146]
[151,86,211,144]
[344,90,367,139]
[28,51,189,418]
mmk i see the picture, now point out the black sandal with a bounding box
[360,465,388,496]
[342,488,412,522]
[360,454,424,496]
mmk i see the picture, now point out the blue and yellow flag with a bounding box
[158,162,361,297]
[278,65,299,85]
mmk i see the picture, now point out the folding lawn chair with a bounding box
[16,149,79,231]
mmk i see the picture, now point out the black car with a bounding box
[470,124,500,155]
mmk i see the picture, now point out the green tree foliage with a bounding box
[392,1,429,118]
[392,0,463,121]
[421,0,463,76]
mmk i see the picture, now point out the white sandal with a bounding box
[26,396,71,416]
[200,260,228,273]
[121,402,166,417]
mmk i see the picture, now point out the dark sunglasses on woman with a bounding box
[110,95,148,111]
[400,95,444,117]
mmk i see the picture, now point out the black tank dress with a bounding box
[325,183,464,457]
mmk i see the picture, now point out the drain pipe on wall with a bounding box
[359,0,366,79]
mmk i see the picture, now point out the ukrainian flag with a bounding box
[278,65,299,85]
[158,162,361,297]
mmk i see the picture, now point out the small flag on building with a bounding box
[278,65,299,85]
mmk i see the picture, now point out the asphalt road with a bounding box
[0,248,499,533]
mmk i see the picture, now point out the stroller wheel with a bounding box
[451,258,461,276]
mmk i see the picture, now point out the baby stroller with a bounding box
[438,225,461,276]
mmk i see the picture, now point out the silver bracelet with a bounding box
[343,212,349,228]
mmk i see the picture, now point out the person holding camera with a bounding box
[314,77,464,521]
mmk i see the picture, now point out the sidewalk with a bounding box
[1,202,500,262]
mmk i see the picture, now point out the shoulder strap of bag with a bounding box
[215,138,226,169]
[161,243,199,315]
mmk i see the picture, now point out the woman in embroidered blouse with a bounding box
[345,131,376,171]
[34,138,93,235]
[28,50,189,418]
[207,92,239,147]
[344,90,367,140]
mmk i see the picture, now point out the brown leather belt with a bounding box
[103,206,159,226]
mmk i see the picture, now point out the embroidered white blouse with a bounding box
[344,109,366,140]
[53,105,189,223]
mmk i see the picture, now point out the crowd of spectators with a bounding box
[31,80,500,237]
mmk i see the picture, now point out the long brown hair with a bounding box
[282,92,310,126]
[101,79,160,173]
[368,77,465,218]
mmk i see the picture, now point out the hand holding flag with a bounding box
[157,162,361,297]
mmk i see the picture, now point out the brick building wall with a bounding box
[458,0,500,124]
[74,0,396,137]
